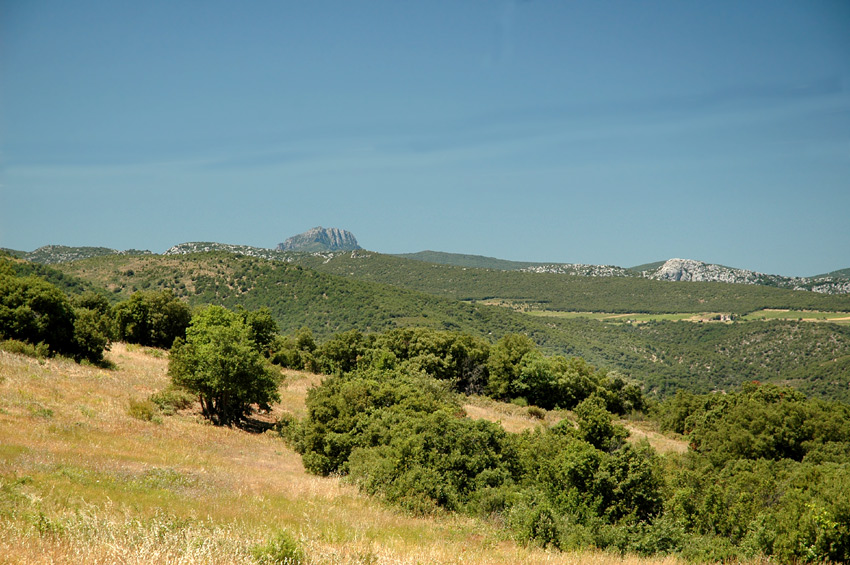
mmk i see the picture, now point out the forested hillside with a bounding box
[280,251,850,314]
[1,252,98,296]
[49,252,850,402]
[24,243,850,310]
[53,252,529,336]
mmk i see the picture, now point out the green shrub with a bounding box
[250,529,305,564]
[275,412,300,445]
[72,307,112,363]
[270,328,317,371]
[150,385,195,415]
[660,382,850,465]
[347,410,517,513]
[469,485,521,518]
[314,329,370,374]
[507,495,563,549]
[0,274,77,356]
[295,368,459,476]
[127,398,161,423]
[574,396,628,451]
[371,327,490,393]
[240,307,280,356]
[0,339,49,359]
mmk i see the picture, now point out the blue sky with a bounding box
[2,0,848,276]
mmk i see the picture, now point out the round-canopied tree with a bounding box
[113,289,191,349]
[0,274,77,356]
[169,305,280,426]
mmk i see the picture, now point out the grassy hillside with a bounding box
[392,250,544,270]
[627,261,667,273]
[818,267,850,278]
[1,344,691,564]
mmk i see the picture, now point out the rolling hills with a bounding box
[272,249,850,313]
[47,250,850,402]
[10,241,850,294]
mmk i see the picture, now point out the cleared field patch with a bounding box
[527,308,850,325]
[526,310,730,323]
[741,309,850,324]
[0,345,686,565]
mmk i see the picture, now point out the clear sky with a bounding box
[2,0,848,276]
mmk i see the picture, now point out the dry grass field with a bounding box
[462,397,688,455]
[0,344,692,564]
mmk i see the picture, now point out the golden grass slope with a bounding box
[0,344,690,564]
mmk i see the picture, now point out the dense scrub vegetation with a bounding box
[392,250,543,270]
[54,252,528,337]
[1,250,97,296]
[0,258,111,363]
[557,318,850,403]
[283,326,850,562]
[54,252,850,402]
[112,289,191,348]
[657,384,850,562]
[284,251,850,314]
[57,251,850,317]
[277,327,644,414]
[0,255,192,365]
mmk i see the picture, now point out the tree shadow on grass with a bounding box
[238,416,277,434]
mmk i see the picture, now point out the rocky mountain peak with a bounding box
[276,227,361,252]
[651,259,757,283]
[652,258,763,284]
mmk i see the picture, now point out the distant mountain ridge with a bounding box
[1,245,152,264]
[277,226,360,252]
[7,242,849,294]
[401,252,850,295]
[818,267,850,279]
[392,251,543,271]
